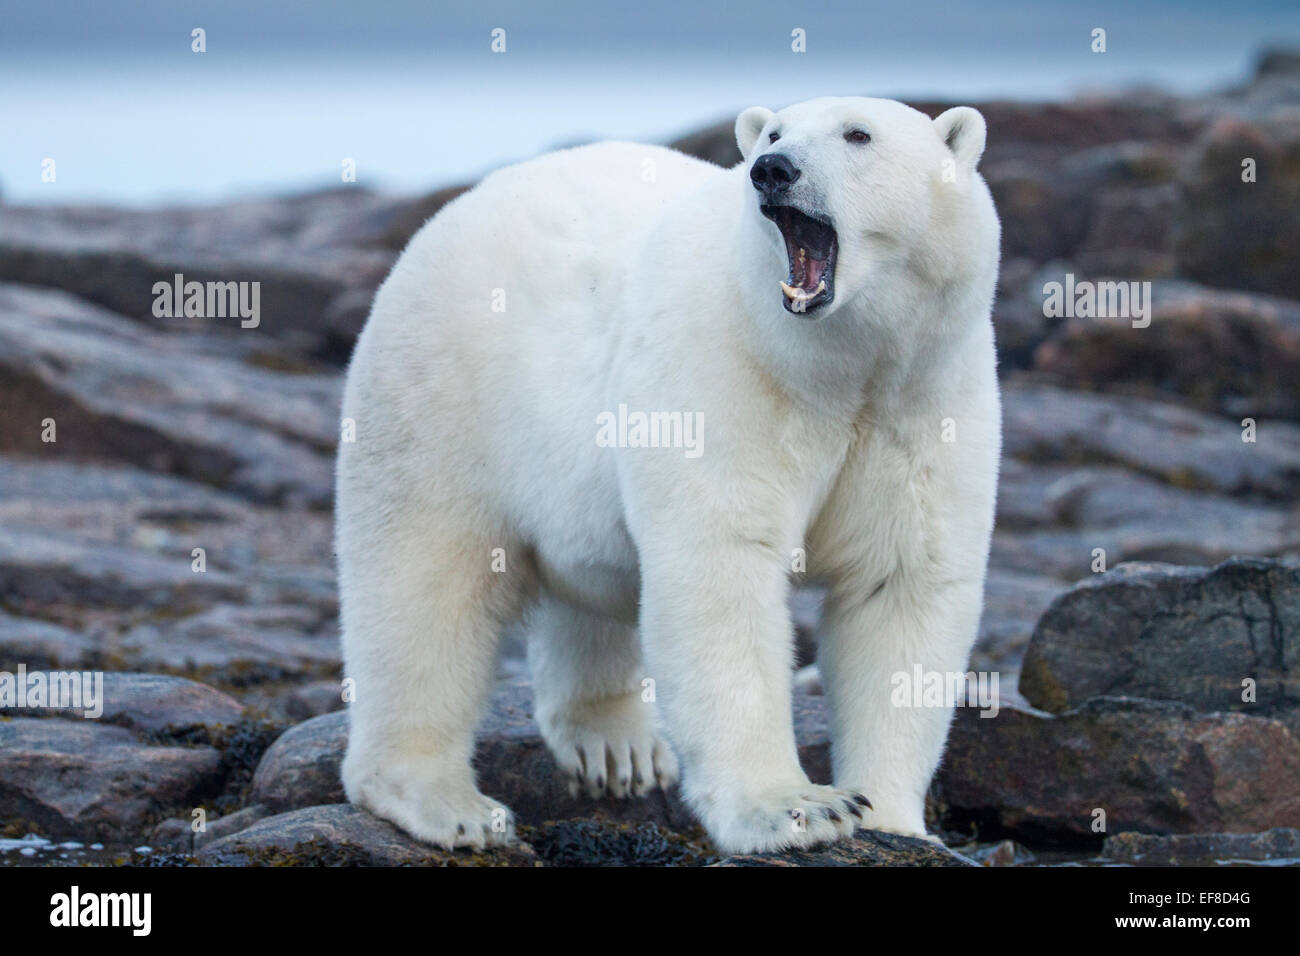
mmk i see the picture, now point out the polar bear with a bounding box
[336,96,1001,854]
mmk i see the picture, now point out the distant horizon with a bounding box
[3,0,1296,207]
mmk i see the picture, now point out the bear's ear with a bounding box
[734,106,775,161]
[934,106,987,169]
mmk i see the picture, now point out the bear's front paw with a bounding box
[863,820,943,844]
[698,783,870,854]
[538,691,679,799]
[343,751,515,850]
[842,796,935,843]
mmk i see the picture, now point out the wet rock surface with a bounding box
[1103,827,1300,865]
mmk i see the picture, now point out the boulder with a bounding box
[0,718,225,840]
[22,672,244,740]
[1032,284,1300,420]
[197,804,538,866]
[1020,558,1300,716]
[1175,115,1300,299]
[935,697,1300,842]
[248,710,348,812]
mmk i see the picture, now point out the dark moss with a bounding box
[522,819,718,867]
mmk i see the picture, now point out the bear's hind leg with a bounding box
[526,595,678,799]
[339,509,530,849]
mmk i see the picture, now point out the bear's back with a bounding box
[407,141,721,280]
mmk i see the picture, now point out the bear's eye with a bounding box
[845,129,871,145]
[768,131,780,144]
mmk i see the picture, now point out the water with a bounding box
[3,0,1297,207]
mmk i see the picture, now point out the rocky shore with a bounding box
[2,53,1299,865]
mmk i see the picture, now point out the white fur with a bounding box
[336,96,1001,853]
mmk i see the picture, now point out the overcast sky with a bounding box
[3,0,1296,205]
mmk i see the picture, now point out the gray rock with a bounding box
[993,458,1070,529]
[194,801,966,867]
[23,672,244,740]
[935,697,1300,841]
[0,524,244,614]
[713,831,976,867]
[0,718,224,840]
[1020,558,1300,715]
[972,569,1066,673]
[991,466,1300,579]
[985,161,1088,262]
[1103,827,1300,865]
[1075,183,1179,278]
[0,283,338,507]
[0,457,247,539]
[194,804,274,850]
[248,710,348,812]
[668,119,740,168]
[0,460,335,608]
[959,838,1037,866]
[992,297,1050,370]
[1001,381,1300,500]
[0,611,96,670]
[197,803,538,866]
[147,816,194,852]
[148,802,275,855]
[321,286,375,358]
[116,604,340,686]
[246,680,346,722]
[0,193,394,353]
[1175,114,1300,299]
[1032,284,1300,420]
[247,678,834,831]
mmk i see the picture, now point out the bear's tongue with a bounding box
[769,206,835,305]
[787,242,828,289]
[779,231,831,305]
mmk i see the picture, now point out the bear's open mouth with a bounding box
[761,204,837,314]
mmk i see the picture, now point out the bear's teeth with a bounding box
[780,279,827,302]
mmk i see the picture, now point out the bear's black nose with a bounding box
[750,153,801,194]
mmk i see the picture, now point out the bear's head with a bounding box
[734,96,992,318]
